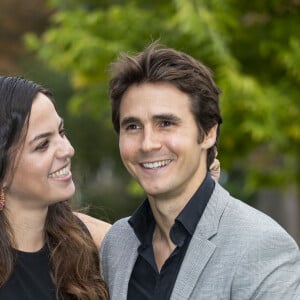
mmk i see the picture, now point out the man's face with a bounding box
[119,82,216,202]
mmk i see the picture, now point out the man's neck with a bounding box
[147,171,207,270]
[152,223,176,272]
[148,173,206,235]
[148,185,201,270]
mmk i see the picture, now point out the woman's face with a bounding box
[5,93,75,210]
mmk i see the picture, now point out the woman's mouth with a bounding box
[48,166,70,178]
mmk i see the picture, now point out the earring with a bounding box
[0,188,5,211]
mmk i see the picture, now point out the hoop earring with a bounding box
[0,188,5,211]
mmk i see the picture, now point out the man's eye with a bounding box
[126,124,141,130]
[161,120,173,127]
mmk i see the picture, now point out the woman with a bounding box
[0,76,110,299]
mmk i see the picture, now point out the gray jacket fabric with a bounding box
[100,183,300,299]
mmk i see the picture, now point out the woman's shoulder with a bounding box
[74,212,111,249]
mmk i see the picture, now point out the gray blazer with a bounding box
[100,183,300,299]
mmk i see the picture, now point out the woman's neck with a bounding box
[6,206,48,252]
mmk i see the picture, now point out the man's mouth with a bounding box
[141,159,171,169]
[48,166,70,178]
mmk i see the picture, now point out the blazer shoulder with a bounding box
[228,200,300,298]
[210,183,298,248]
[108,217,132,236]
[227,196,293,236]
[194,184,300,299]
[214,183,292,235]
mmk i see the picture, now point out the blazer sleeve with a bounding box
[99,217,138,300]
[99,218,131,281]
[231,226,300,300]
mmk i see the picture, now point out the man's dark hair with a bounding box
[109,41,222,168]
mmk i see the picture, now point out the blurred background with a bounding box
[0,0,299,243]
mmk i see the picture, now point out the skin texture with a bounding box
[6,93,75,210]
[5,93,110,251]
[118,82,217,269]
[4,93,75,251]
[119,82,217,204]
[75,212,111,249]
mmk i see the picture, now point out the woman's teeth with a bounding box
[48,167,69,178]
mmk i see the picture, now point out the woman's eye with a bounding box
[59,128,66,137]
[35,140,49,151]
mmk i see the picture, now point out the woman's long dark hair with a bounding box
[0,76,109,299]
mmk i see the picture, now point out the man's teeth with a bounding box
[142,160,171,169]
[48,167,70,178]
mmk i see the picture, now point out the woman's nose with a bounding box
[56,137,75,158]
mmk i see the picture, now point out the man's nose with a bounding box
[141,127,161,152]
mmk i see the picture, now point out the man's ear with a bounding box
[202,124,218,149]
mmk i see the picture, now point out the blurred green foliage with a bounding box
[25,0,300,220]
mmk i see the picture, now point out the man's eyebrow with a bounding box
[152,114,181,123]
[120,116,140,128]
[120,114,181,127]
[29,118,64,145]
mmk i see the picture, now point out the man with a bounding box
[100,42,300,299]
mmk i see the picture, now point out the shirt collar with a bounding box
[175,173,215,236]
[129,200,155,246]
[129,173,215,246]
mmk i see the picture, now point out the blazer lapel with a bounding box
[171,183,230,300]
[171,238,216,300]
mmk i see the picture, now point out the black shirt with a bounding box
[0,245,56,300]
[0,216,89,300]
[128,174,215,300]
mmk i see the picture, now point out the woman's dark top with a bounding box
[0,216,91,299]
[0,245,56,300]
